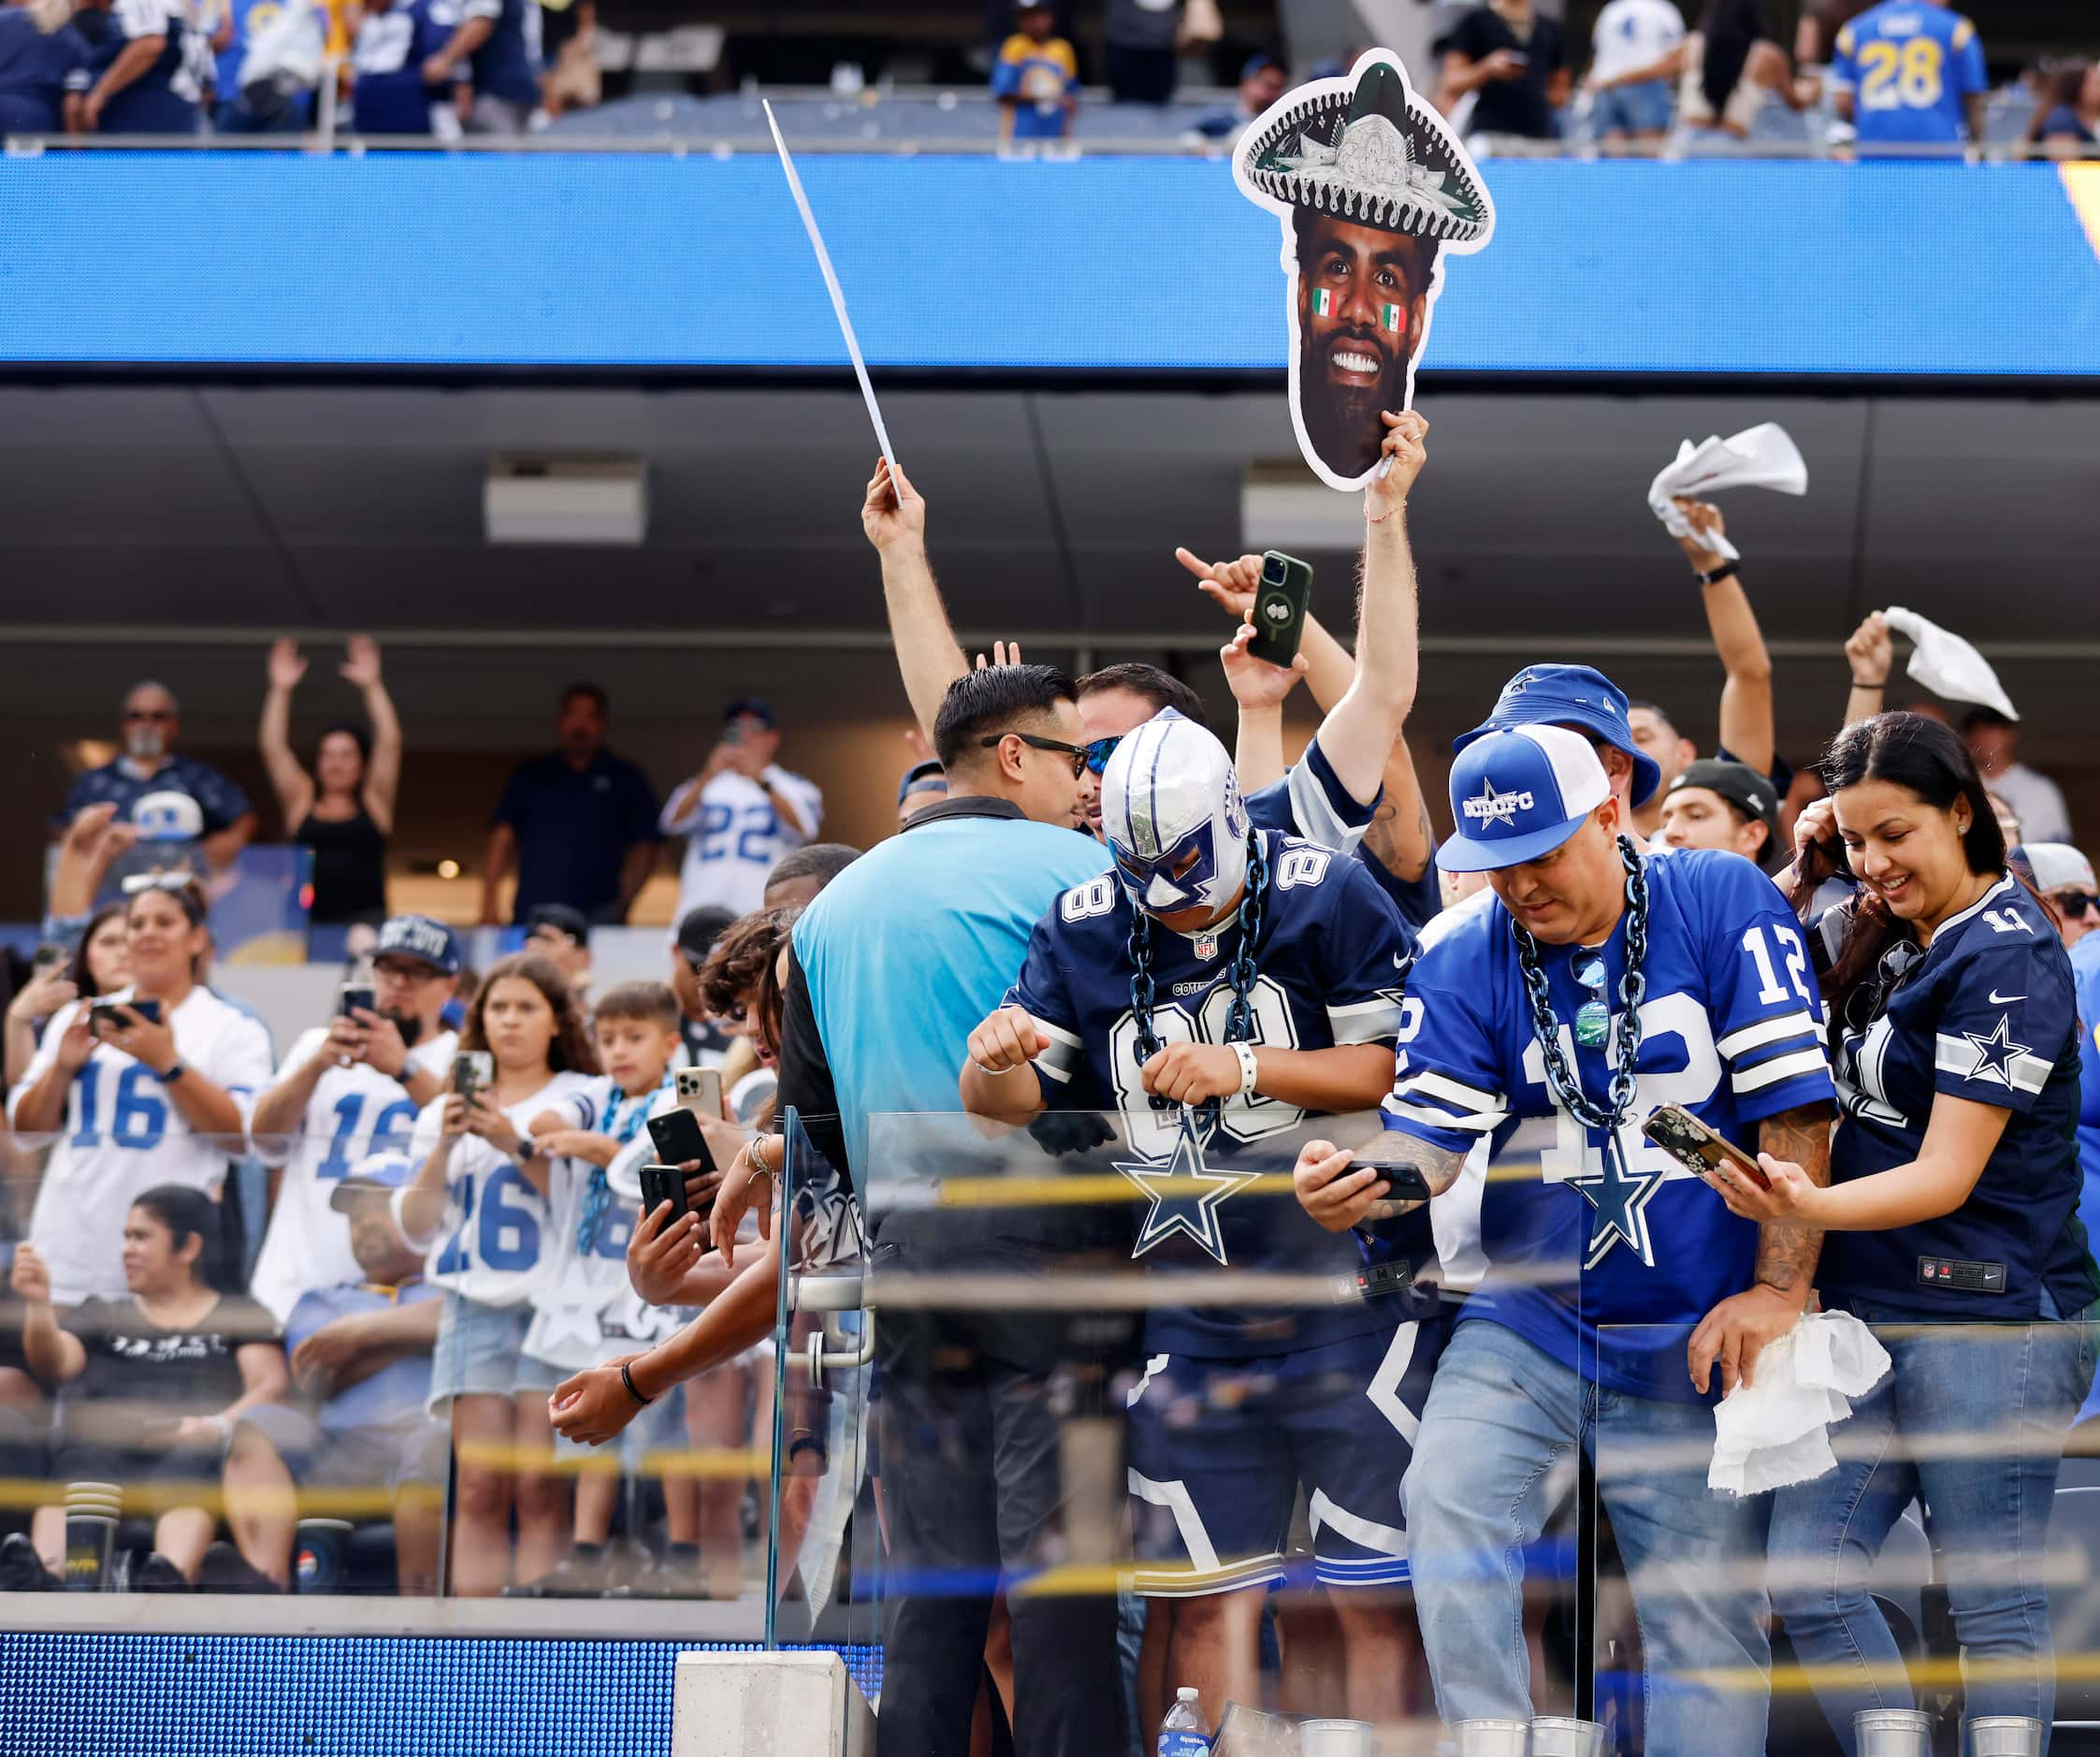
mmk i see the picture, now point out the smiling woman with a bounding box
[1744,711,2100,1751]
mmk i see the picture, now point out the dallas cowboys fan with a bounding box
[963,707,1438,1735]
[1295,721,1834,1755]
[865,412,1434,892]
[1714,714,2099,1756]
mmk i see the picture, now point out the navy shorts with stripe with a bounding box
[1125,1303,1451,1596]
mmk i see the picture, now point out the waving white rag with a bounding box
[1710,1310,1891,1498]
[1647,424,1809,560]
[1881,606,2020,720]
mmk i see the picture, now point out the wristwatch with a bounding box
[160,1061,187,1084]
[1695,560,1739,587]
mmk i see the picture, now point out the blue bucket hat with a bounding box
[1455,663,1661,806]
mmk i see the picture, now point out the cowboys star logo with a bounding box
[1116,1118,1259,1265]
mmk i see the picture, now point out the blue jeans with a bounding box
[1768,1301,2099,1755]
[1402,1319,1771,1754]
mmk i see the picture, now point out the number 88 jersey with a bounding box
[1011,832,1416,1154]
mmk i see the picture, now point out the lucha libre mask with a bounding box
[1100,709,1251,916]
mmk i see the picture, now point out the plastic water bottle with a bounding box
[1157,1686,1211,1756]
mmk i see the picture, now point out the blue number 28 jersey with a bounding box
[1010,830,1417,1359]
[1382,849,1835,1401]
[1832,2,1987,147]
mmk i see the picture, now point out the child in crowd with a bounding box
[515,981,727,1596]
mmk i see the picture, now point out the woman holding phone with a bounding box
[398,952,600,1596]
[3,901,129,1093]
[9,878,272,1308]
[1710,713,2100,1755]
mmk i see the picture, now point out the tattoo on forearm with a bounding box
[1753,1101,1833,1296]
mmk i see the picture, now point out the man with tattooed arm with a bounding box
[1296,719,1835,1754]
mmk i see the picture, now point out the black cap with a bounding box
[525,903,591,946]
[1666,760,1782,870]
[675,905,737,964]
[723,698,776,730]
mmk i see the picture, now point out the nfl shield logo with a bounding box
[1194,933,1220,962]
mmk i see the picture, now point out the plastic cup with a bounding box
[294,1517,356,1595]
[1299,1721,1377,1757]
[1529,1718,1604,1757]
[1966,1718,2044,1757]
[1455,1721,1532,1757]
[1853,1708,1933,1756]
[63,1482,123,1592]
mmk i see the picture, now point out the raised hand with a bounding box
[1671,497,1730,570]
[1177,546,1263,620]
[862,455,926,552]
[267,638,308,691]
[340,634,383,690]
[1846,613,1893,688]
[1368,410,1428,521]
[1220,619,1311,711]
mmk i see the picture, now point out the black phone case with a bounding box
[646,1108,717,1173]
[1350,1158,1433,1202]
[638,1165,687,1220]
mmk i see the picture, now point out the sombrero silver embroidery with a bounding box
[1240,61,1490,245]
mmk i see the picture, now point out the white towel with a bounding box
[1709,1310,1890,1498]
[1882,605,2020,720]
[1646,424,1809,560]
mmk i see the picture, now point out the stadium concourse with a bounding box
[3,3,2100,1754]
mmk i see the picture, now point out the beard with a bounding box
[384,1009,424,1049]
[1296,326,1412,480]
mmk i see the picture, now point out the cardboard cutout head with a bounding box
[1235,50,1495,491]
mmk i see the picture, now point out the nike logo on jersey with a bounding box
[1987,990,2024,1005]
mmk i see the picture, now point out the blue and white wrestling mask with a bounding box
[1100,710,1251,916]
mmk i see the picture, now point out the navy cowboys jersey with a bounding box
[1242,734,1442,928]
[1382,849,1835,1401]
[1009,829,1419,1358]
[1814,874,2099,1321]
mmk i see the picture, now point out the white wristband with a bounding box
[1232,1042,1259,1100]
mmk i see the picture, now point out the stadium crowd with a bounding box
[0,394,2095,1757]
[0,0,2093,156]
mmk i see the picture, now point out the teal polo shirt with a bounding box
[779,796,1108,1187]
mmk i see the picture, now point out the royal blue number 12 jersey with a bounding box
[1009,830,1418,1359]
[1380,849,1835,1401]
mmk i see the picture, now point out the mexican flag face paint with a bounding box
[1381,302,1403,333]
[1311,288,1336,317]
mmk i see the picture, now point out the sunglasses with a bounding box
[980,732,1089,779]
[121,870,203,897]
[1082,736,1122,777]
[2054,891,2100,919]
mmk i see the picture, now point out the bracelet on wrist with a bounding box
[1695,559,1739,587]
[619,1360,654,1408]
[1854,675,1888,690]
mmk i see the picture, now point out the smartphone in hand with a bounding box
[339,984,375,1019]
[646,1107,717,1174]
[1245,552,1313,668]
[1641,1103,1772,1192]
[675,1067,724,1118]
[638,1162,688,1222]
[450,1051,494,1102]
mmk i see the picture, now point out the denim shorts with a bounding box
[430,1294,563,1412]
[1593,78,1673,137]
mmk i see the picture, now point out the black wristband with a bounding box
[1696,560,1739,587]
[619,1360,653,1407]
